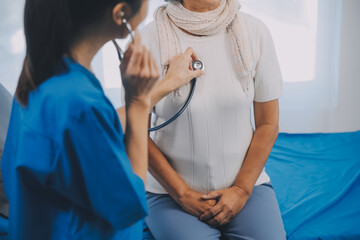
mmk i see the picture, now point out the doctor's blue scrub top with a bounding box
[1,58,148,239]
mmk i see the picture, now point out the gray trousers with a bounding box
[146,183,286,240]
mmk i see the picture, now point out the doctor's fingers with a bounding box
[183,47,199,62]
[126,45,144,76]
[124,34,145,74]
[177,49,194,68]
[189,69,205,79]
[120,33,141,69]
[140,48,160,89]
[143,48,160,85]
[177,50,205,78]
[139,46,150,79]
[132,31,142,45]
[149,52,160,80]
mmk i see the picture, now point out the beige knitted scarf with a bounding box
[155,0,254,92]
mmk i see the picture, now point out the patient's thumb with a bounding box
[202,191,221,200]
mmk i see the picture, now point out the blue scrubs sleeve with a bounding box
[55,102,147,230]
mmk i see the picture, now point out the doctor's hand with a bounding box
[176,188,217,218]
[150,47,205,106]
[164,47,204,91]
[120,32,160,108]
[199,186,251,226]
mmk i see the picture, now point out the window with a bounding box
[240,0,342,110]
[242,0,318,83]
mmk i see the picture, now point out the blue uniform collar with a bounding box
[63,57,102,90]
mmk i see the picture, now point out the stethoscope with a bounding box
[112,18,204,132]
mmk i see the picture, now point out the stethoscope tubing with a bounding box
[148,78,197,132]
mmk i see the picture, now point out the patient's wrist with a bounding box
[232,184,252,198]
[175,186,192,204]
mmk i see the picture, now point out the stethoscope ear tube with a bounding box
[148,77,197,132]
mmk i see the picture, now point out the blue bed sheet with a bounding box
[266,131,360,240]
[0,216,8,240]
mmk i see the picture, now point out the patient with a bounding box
[141,0,286,239]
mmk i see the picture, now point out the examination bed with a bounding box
[266,131,360,240]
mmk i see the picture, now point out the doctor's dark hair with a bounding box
[16,0,142,106]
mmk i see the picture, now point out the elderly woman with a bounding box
[141,0,286,239]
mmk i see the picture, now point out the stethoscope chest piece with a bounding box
[192,60,205,71]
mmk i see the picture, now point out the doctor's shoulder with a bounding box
[37,65,108,120]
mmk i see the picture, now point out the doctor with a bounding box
[1,0,203,239]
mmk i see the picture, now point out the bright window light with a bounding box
[10,29,25,54]
[241,0,318,82]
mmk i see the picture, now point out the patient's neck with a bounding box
[182,0,221,12]
[169,0,222,37]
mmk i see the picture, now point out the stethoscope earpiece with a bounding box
[122,18,134,42]
[111,14,135,61]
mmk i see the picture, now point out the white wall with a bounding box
[279,0,360,133]
[332,0,360,132]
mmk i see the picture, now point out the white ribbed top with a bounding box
[141,12,282,194]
